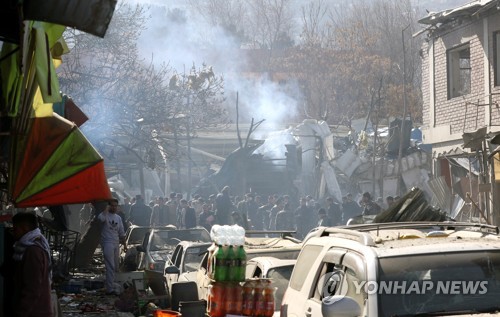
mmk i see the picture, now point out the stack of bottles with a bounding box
[209,278,276,317]
[207,225,275,316]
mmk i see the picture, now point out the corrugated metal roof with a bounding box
[428,176,452,211]
[434,146,467,158]
[418,0,495,29]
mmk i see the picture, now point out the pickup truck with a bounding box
[281,222,500,317]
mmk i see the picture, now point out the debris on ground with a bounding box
[374,187,448,223]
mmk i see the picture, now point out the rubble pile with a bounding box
[56,274,138,317]
[51,250,136,317]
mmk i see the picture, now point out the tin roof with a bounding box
[418,0,496,26]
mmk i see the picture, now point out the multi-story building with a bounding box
[419,0,500,224]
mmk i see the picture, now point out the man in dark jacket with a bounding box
[180,199,197,229]
[326,197,342,226]
[342,193,362,224]
[258,195,276,230]
[318,208,333,227]
[128,195,152,226]
[199,203,215,231]
[361,192,382,216]
[275,203,295,231]
[215,186,234,225]
[295,197,314,239]
[238,193,260,229]
[12,212,52,317]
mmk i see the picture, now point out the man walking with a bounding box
[98,199,126,295]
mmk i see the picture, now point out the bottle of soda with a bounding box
[224,282,236,314]
[233,282,244,315]
[242,280,255,316]
[208,281,226,317]
[214,245,227,282]
[254,279,265,316]
[227,245,237,281]
[263,279,276,317]
[236,245,247,282]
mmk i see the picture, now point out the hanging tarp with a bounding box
[0,21,66,118]
[0,0,117,44]
[10,113,111,207]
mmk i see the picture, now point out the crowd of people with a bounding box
[0,187,400,317]
[106,186,400,240]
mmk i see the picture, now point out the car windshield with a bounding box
[150,229,211,251]
[127,227,151,245]
[377,251,500,316]
[267,265,294,311]
[183,245,210,272]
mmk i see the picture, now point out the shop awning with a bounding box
[10,114,112,207]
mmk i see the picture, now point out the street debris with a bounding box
[374,187,448,223]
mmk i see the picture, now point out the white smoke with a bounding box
[125,1,302,136]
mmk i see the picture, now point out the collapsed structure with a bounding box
[195,119,431,205]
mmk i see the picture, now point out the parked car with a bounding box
[164,241,212,292]
[120,225,157,271]
[176,232,303,300]
[281,222,500,317]
[246,256,296,312]
[137,227,211,273]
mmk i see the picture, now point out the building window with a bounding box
[495,32,500,86]
[447,43,471,99]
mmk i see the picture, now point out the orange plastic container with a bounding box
[153,310,182,317]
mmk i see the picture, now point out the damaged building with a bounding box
[418,0,500,225]
[194,118,431,206]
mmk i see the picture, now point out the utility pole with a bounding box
[396,25,410,195]
[187,115,192,200]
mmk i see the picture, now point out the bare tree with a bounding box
[188,0,248,45]
[277,0,423,125]
[58,3,227,172]
[300,0,330,47]
[245,0,295,50]
[329,0,423,122]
